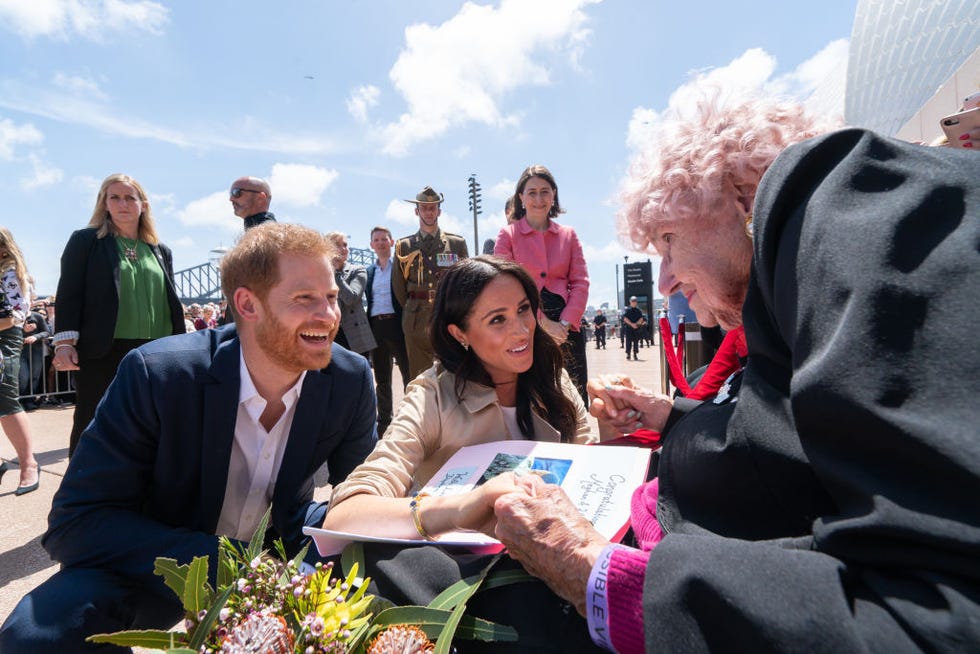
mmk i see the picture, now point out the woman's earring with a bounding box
[744,213,753,239]
[460,341,469,351]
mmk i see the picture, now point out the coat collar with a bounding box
[516,216,559,235]
[434,365,562,442]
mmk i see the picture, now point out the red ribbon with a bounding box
[660,319,746,400]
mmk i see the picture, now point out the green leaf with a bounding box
[290,541,310,571]
[87,629,186,648]
[245,506,272,562]
[216,536,237,589]
[181,556,213,614]
[153,558,189,606]
[479,567,536,592]
[432,554,502,652]
[187,584,234,650]
[341,540,366,586]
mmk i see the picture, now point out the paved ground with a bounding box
[0,339,663,629]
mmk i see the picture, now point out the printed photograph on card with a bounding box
[476,453,573,486]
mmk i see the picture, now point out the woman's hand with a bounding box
[588,375,673,434]
[452,473,527,537]
[53,343,80,371]
[494,474,607,616]
[540,317,569,345]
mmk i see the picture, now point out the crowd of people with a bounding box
[1,88,979,653]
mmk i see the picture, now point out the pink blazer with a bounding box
[494,217,590,329]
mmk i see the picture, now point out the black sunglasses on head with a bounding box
[230,187,262,198]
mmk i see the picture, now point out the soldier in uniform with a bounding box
[392,186,468,380]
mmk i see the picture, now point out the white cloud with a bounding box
[777,38,850,97]
[379,0,601,155]
[268,163,339,208]
[0,116,43,159]
[0,0,169,40]
[453,145,471,159]
[52,71,106,100]
[384,198,418,229]
[20,153,63,190]
[625,40,849,151]
[177,191,239,232]
[0,78,343,156]
[487,178,515,201]
[625,106,660,153]
[71,174,102,195]
[346,85,380,123]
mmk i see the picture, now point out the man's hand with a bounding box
[494,475,608,616]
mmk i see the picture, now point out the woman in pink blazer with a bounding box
[495,165,590,401]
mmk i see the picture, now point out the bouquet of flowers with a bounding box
[89,511,525,654]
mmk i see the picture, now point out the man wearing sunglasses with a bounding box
[229,176,276,230]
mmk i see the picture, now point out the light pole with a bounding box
[467,174,482,253]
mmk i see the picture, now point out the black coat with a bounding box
[643,130,980,652]
[54,228,185,360]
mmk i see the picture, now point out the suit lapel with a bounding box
[273,367,332,507]
[200,335,242,532]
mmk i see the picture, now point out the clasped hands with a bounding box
[587,374,674,435]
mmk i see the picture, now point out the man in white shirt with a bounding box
[366,226,409,435]
[1,223,378,652]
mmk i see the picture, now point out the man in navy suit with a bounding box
[0,223,378,652]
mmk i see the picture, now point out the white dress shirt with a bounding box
[370,259,396,316]
[215,351,308,541]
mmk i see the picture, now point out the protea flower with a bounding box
[220,612,294,653]
[367,625,435,654]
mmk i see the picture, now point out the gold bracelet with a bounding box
[409,492,434,541]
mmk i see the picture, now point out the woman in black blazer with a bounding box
[52,174,185,456]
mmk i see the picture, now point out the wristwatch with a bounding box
[559,319,571,330]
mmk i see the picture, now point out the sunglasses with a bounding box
[230,187,262,198]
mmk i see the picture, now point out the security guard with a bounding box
[392,186,468,380]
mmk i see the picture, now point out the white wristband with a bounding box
[586,544,626,651]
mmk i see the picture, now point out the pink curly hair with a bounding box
[619,95,835,250]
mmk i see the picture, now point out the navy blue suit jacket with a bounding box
[43,325,377,588]
[365,259,403,320]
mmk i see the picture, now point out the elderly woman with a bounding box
[52,174,185,456]
[484,101,980,652]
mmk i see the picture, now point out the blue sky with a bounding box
[0,0,856,307]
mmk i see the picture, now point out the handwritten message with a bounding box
[575,473,627,524]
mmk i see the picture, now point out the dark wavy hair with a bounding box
[430,256,578,442]
[512,164,565,221]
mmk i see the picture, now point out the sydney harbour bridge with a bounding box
[173,245,375,304]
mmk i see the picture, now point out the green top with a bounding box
[113,237,173,340]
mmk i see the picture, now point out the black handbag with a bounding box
[538,287,566,322]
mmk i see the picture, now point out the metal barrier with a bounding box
[14,338,76,405]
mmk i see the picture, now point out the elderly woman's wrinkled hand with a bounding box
[494,475,608,616]
[588,375,673,434]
